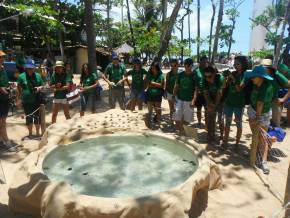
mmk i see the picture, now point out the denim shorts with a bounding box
[224,105,244,128]
[130,89,144,100]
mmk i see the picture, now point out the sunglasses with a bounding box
[171,64,178,68]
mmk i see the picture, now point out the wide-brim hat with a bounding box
[244,65,273,81]
[261,59,273,67]
[55,60,64,68]
[0,50,6,57]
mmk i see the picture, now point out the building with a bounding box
[249,0,272,52]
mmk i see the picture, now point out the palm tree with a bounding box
[209,0,217,58]
[84,0,97,73]
[157,0,183,61]
[126,0,136,54]
[197,0,201,61]
[211,0,224,63]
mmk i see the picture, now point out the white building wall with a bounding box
[250,0,272,52]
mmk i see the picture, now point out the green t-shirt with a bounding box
[50,73,71,99]
[271,71,289,99]
[251,80,273,114]
[105,63,126,89]
[17,72,43,104]
[194,68,204,92]
[0,68,9,101]
[203,74,224,101]
[147,73,164,97]
[175,71,196,101]
[81,72,98,94]
[127,68,147,91]
[166,70,178,94]
[225,72,245,108]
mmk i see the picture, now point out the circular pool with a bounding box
[42,135,198,198]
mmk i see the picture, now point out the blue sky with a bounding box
[69,0,254,54]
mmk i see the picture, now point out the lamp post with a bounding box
[0,8,33,23]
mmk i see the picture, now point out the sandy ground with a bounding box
[0,75,289,218]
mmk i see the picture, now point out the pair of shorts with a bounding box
[130,89,144,100]
[80,92,96,112]
[146,94,162,103]
[0,99,9,117]
[224,105,244,128]
[247,105,271,127]
[195,93,205,109]
[53,98,68,104]
[166,92,174,101]
[173,99,193,123]
[23,103,41,125]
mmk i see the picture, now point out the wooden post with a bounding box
[285,161,290,218]
[40,104,46,135]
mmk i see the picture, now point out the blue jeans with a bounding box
[80,91,96,112]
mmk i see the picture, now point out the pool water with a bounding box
[43,135,198,198]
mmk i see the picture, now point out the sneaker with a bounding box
[261,161,270,174]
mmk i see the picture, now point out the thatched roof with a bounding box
[114,43,134,54]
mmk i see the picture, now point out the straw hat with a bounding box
[261,59,273,67]
[55,61,64,68]
[0,50,6,57]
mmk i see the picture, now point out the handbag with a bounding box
[267,125,286,142]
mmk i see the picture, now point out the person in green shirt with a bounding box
[165,58,179,120]
[222,56,249,150]
[144,61,165,127]
[0,50,13,149]
[203,66,224,145]
[79,63,99,117]
[17,59,44,139]
[261,59,290,127]
[194,56,209,126]
[172,58,197,135]
[125,58,147,111]
[245,65,274,174]
[103,55,127,110]
[278,63,290,79]
[50,61,71,123]
[65,62,74,83]
[277,64,290,126]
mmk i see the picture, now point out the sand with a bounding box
[0,76,289,218]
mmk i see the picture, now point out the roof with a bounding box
[66,45,110,56]
[114,43,134,54]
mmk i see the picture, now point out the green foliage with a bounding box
[250,49,274,59]
[252,0,288,47]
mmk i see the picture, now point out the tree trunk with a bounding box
[197,0,201,61]
[227,19,236,58]
[282,12,290,65]
[84,0,97,73]
[188,0,191,52]
[157,0,183,61]
[121,0,124,25]
[126,0,136,55]
[211,0,224,64]
[55,0,64,60]
[162,0,168,23]
[106,0,111,50]
[274,0,290,67]
[181,18,184,64]
[209,0,216,59]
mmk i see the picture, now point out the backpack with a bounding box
[267,125,286,142]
